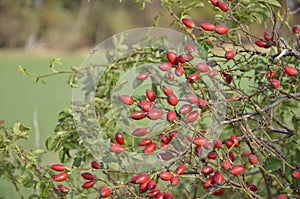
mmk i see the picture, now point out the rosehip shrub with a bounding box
[3,0,300,198]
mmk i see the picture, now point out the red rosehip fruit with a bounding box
[159,62,172,71]
[186,110,199,123]
[187,73,199,83]
[167,94,179,106]
[231,165,245,175]
[170,176,180,186]
[100,187,111,198]
[51,164,65,172]
[215,25,229,35]
[218,1,229,12]
[115,132,125,145]
[187,93,198,104]
[265,71,276,79]
[81,172,96,180]
[175,67,185,76]
[248,154,259,164]
[264,32,272,42]
[222,160,231,170]
[225,51,235,60]
[248,184,258,192]
[148,109,164,120]
[201,23,215,31]
[175,164,187,175]
[167,110,177,122]
[179,104,193,115]
[213,171,225,185]
[144,143,156,154]
[284,66,298,76]
[292,25,299,34]
[53,172,68,182]
[292,170,300,179]
[91,161,100,169]
[82,180,95,189]
[119,94,134,105]
[255,40,268,48]
[132,128,148,137]
[139,138,152,146]
[147,179,157,190]
[137,72,149,81]
[270,79,280,89]
[109,142,125,153]
[196,62,210,72]
[210,0,218,6]
[159,171,174,181]
[167,51,178,65]
[57,184,69,194]
[163,85,174,96]
[275,194,288,199]
[146,89,157,102]
[182,18,195,28]
[198,99,207,109]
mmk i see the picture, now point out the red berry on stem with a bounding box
[165,192,174,199]
[132,128,148,137]
[91,161,100,169]
[222,160,231,170]
[230,134,239,147]
[225,51,235,60]
[130,110,147,120]
[218,1,229,12]
[210,0,218,6]
[139,138,152,146]
[138,100,154,112]
[175,164,187,175]
[137,72,149,81]
[81,172,96,180]
[248,154,258,164]
[179,104,193,114]
[167,110,177,122]
[182,18,195,28]
[51,164,65,172]
[175,67,185,76]
[255,40,268,48]
[224,139,234,148]
[214,138,223,148]
[159,171,174,181]
[215,25,229,35]
[109,142,125,153]
[248,184,258,191]
[194,136,208,147]
[82,180,95,189]
[264,32,272,42]
[229,151,235,162]
[139,180,150,193]
[202,166,214,175]
[167,71,174,81]
[284,66,298,76]
[144,143,156,154]
[147,179,157,190]
[186,110,199,123]
[100,187,111,198]
[135,174,150,184]
[292,170,300,179]
[148,189,160,197]
[275,194,288,199]
[292,25,299,34]
[119,94,134,105]
[231,165,245,175]
[167,51,178,65]
[187,93,198,104]
[53,172,68,182]
[57,184,69,194]
[170,176,180,186]
[198,99,207,109]
[196,62,210,72]
[156,192,166,199]
[265,71,276,79]
[167,94,179,106]
[159,62,172,71]
[187,73,199,83]
[163,85,174,96]
[115,132,125,145]
[148,109,164,120]
[213,188,225,196]
[201,23,215,31]
[146,89,157,102]
[213,171,225,185]
[270,79,280,89]
[225,74,233,84]
[208,151,217,159]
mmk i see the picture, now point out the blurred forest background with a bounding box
[0,0,299,51]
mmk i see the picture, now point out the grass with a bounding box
[0,49,86,198]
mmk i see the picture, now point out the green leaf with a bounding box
[264,157,282,171]
[295,149,300,164]
[263,0,281,7]
[72,156,82,167]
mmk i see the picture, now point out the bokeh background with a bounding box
[0,0,299,198]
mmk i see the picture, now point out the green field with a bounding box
[0,50,86,198]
